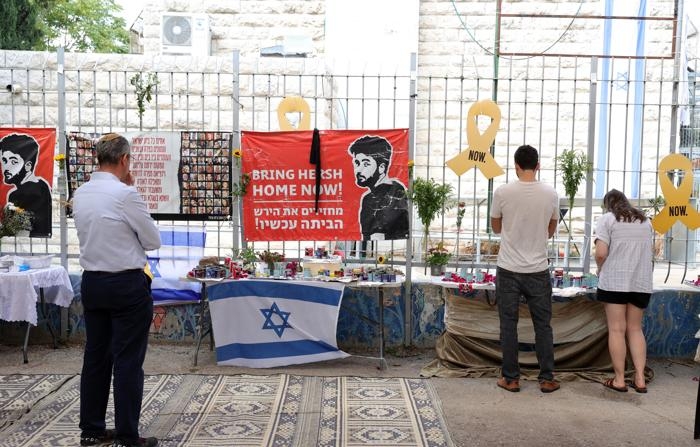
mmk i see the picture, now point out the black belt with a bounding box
[86,269,143,275]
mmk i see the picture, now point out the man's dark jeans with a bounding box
[496,266,554,381]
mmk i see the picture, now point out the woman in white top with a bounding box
[594,189,653,394]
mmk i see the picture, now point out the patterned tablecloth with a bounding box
[0,266,74,326]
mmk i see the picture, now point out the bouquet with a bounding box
[258,250,285,271]
[0,203,33,238]
[426,241,450,266]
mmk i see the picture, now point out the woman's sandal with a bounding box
[603,378,628,392]
[630,382,648,394]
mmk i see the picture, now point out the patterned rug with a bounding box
[0,374,454,447]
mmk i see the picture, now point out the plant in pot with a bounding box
[557,148,592,270]
[409,177,454,266]
[426,241,450,276]
[235,247,258,273]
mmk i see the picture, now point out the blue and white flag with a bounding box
[207,279,348,367]
[596,0,647,198]
[148,227,206,303]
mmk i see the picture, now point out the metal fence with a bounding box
[0,49,696,281]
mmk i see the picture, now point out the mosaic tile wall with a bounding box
[12,274,700,358]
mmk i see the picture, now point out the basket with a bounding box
[20,255,54,269]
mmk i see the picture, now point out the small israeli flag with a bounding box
[148,227,206,303]
[207,279,348,367]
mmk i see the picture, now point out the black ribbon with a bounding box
[309,128,321,213]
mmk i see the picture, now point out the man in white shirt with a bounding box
[73,133,161,447]
[490,144,560,393]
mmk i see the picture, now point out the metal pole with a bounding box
[486,0,503,234]
[232,50,242,252]
[57,47,69,339]
[669,0,682,155]
[404,52,417,347]
[584,57,598,274]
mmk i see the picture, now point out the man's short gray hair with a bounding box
[95,133,130,166]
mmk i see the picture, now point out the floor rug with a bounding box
[0,374,454,447]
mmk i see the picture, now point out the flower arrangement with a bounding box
[426,241,450,266]
[54,153,68,195]
[54,153,66,167]
[377,251,392,265]
[232,173,250,198]
[232,148,243,169]
[0,203,33,238]
[258,250,285,271]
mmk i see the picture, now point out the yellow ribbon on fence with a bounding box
[651,153,700,234]
[446,99,504,178]
[277,96,311,130]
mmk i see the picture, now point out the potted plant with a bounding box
[557,148,591,269]
[426,241,450,276]
[409,177,453,260]
[235,247,258,273]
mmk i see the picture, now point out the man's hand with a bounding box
[122,171,135,186]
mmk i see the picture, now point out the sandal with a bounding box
[603,378,628,392]
[630,382,648,394]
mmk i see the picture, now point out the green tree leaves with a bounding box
[0,0,43,50]
[1,0,129,53]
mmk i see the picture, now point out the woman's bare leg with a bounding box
[604,303,628,388]
[626,303,647,388]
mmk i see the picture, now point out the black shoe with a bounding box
[80,429,116,446]
[112,437,158,447]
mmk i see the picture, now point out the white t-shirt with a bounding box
[594,212,653,293]
[491,180,558,273]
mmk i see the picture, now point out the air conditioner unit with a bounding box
[161,13,210,56]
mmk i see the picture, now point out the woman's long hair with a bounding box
[602,188,647,223]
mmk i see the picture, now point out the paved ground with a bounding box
[1,340,698,447]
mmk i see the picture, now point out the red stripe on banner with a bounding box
[241,129,409,241]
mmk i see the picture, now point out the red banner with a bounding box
[0,128,56,237]
[241,129,409,241]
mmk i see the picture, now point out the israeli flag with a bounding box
[148,227,206,303]
[596,0,647,198]
[207,279,348,367]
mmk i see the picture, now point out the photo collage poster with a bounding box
[66,131,232,220]
[178,131,233,220]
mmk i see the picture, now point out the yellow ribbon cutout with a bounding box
[277,96,311,131]
[651,153,700,234]
[446,99,504,178]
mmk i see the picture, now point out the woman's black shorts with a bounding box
[596,288,650,309]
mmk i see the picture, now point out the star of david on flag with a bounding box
[207,279,348,367]
[260,302,292,337]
